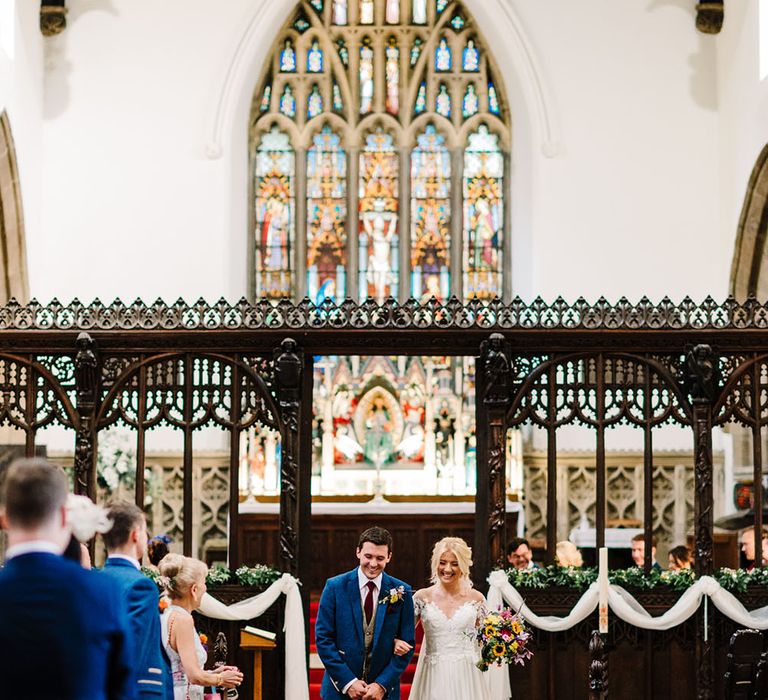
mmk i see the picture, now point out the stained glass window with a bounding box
[308,84,324,118]
[436,84,451,118]
[462,39,479,72]
[360,0,374,24]
[359,130,399,301]
[412,0,427,24]
[293,13,310,33]
[436,0,448,15]
[386,0,399,23]
[260,84,272,113]
[450,13,465,30]
[336,39,349,65]
[462,84,478,118]
[488,82,500,115]
[410,38,423,66]
[411,125,451,301]
[307,40,324,73]
[332,82,344,112]
[255,127,295,299]
[360,39,374,114]
[280,40,296,72]
[435,37,451,72]
[307,127,347,304]
[332,0,348,24]
[310,0,324,13]
[279,85,296,117]
[415,82,427,114]
[463,125,503,300]
[385,38,399,115]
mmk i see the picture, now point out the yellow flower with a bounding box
[485,625,496,636]
[492,644,506,657]
[511,622,522,635]
[510,641,518,653]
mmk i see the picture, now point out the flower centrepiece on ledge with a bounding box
[476,609,533,671]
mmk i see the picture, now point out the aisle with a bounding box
[309,601,421,700]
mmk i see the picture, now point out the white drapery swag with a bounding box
[487,570,768,632]
[199,573,309,700]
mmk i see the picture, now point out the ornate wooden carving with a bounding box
[696,2,724,34]
[40,2,67,36]
[276,338,302,577]
[73,332,99,497]
[588,630,608,700]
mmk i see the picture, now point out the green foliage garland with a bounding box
[141,562,283,589]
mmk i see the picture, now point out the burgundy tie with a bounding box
[364,581,376,625]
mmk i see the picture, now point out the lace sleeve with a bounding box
[414,596,426,621]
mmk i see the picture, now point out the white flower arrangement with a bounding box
[97,428,138,493]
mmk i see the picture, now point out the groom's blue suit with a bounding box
[315,569,415,699]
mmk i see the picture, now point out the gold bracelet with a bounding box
[216,673,223,686]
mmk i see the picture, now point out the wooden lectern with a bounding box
[239,629,277,700]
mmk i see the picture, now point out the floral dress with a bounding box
[160,604,208,700]
[409,598,492,700]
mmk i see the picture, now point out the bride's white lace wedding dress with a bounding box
[409,599,492,700]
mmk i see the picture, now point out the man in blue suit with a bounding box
[0,458,135,700]
[315,526,415,700]
[101,501,173,700]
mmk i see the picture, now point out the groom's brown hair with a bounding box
[358,525,393,552]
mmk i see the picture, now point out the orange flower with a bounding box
[199,634,208,645]
[158,598,169,612]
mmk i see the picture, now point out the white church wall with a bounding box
[25,0,727,305]
[0,0,44,294]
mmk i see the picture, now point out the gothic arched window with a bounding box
[250,0,510,302]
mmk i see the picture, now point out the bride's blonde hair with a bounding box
[429,537,473,589]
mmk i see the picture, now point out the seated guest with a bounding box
[0,458,134,700]
[101,501,172,699]
[147,533,172,569]
[667,545,692,571]
[158,553,243,699]
[631,533,661,571]
[740,527,768,570]
[506,537,539,571]
[556,540,583,568]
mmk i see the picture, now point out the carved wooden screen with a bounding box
[250,0,511,303]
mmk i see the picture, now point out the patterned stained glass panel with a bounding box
[308,84,324,118]
[255,127,295,299]
[279,85,296,117]
[385,39,399,115]
[436,84,451,117]
[332,0,348,24]
[359,130,399,302]
[360,39,374,114]
[410,124,451,301]
[337,39,349,66]
[360,0,374,24]
[462,39,479,72]
[307,127,347,304]
[463,125,503,300]
[415,82,427,114]
[280,40,296,72]
[410,38,423,66]
[435,37,451,72]
[260,84,272,113]
[451,13,465,30]
[488,82,500,115]
[310,0,323,13]
[333,82,344,112]
[412,0,427,23]
[436,0,448,15]
[307,40,324,73]
[386,0,400,23]
[462,84,478,118]
[293,13,311,33]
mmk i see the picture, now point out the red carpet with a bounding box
[309,601,422,700]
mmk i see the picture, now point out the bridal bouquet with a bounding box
[475,608,533,671]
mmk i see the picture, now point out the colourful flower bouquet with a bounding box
[475,608,533,671]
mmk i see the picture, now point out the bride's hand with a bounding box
[393,638,413,656]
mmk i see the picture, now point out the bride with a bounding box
[400,536,500,700]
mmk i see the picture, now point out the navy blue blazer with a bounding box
[102,557,172,699]
[315,569,415,700]
[0,551,135,700]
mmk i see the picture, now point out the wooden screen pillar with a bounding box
[680,343,719,700]
[475,333,512,587]
[73,332,100,499]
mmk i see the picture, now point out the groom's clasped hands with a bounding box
[346,679,386,699]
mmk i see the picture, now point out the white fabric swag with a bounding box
[199,573,309,700]
[486,569,768,632]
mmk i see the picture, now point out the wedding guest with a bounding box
[63,533,92,568]
[0,458,134,700]
[147,533,172,568]
[667,545,692,571]
[158,553,243,699]
[506,537,539,571]
[555,540,583,568]
[740,527,768,570]
[63,493,113,569]
[101,501,173,699]
[631,533,661,571]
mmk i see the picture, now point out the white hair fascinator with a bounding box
[66,494,113,542]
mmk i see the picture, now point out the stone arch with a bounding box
[0,112,28,303]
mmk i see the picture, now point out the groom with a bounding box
[315,526,415,700]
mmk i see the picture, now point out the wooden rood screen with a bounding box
[1,296,768,697]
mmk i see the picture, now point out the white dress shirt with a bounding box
[5,540,62,560]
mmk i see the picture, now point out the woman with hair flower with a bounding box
[157,553,243,699]
[400,536,503,699]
